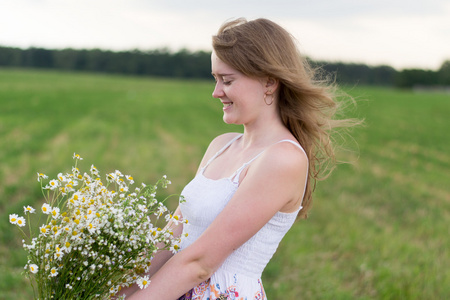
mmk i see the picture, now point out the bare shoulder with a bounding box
[207,132,242,153]
[261,140,308,174]
[197,132,242,172]
[244,140,309,193]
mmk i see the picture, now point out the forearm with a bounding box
[127,250,212,300]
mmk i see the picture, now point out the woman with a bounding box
[123,18,355,299]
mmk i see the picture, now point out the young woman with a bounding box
[123,18,356,300]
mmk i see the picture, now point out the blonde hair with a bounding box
[212,18,358,218]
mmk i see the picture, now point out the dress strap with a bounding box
[230,139,308,185]
[201,134,243,172]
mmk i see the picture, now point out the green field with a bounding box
[1,68,449,299]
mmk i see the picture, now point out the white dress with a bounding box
[178,134,307,300]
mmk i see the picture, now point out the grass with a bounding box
[1,68,449,299]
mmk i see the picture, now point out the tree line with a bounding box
[0,46,449,88]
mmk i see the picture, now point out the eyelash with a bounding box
[212,76,232,86]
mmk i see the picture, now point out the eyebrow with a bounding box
[211,72,235,77]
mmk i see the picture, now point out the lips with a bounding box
[222,101,233,110]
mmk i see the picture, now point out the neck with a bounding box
[240,110,288,149]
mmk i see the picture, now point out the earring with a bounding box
[264,90,274,105]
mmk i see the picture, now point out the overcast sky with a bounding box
[1,0,449,70]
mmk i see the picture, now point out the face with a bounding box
[211,51,268,125]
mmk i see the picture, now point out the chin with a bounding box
[223,111,246,125]
[223,115,239,125]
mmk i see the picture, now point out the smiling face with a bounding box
[211,51,268,126]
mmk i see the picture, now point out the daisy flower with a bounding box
[40,225,49,236]
[50,267,58,277]
[16,217,26,227]
[49,179,59,190]
[9,214,18,224]
[169,243,180,254]
[23,205,36,214]
[72,166,80,175]
[126,175,134,184]
[37,172,48,181]
[119,186,129,193]
[51,207,60,219]
[63,241,72,253]
[54,248,64,260]
[41,203,51,214]
[106,173,116,182]
[57,172,66,182]
[29,264,39,274]
[73,153,83,160]
[70,230,81,240]
[90,164,99,176]
[137,276,150,289]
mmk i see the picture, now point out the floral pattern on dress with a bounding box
[179,279,211,300]
[178,277,266,300]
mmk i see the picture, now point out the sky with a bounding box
[1,0,449,70]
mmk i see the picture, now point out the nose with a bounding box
[212,82,224,99]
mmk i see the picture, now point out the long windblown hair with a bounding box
[212,18,359,218]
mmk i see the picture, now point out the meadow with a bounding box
[0,68,449,299]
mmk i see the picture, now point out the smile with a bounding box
[222,101,233,110]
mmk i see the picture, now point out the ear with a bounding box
[265,77,279,93]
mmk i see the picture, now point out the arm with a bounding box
[127,142,308,299]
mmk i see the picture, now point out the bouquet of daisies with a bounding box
[9,154,187,299]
